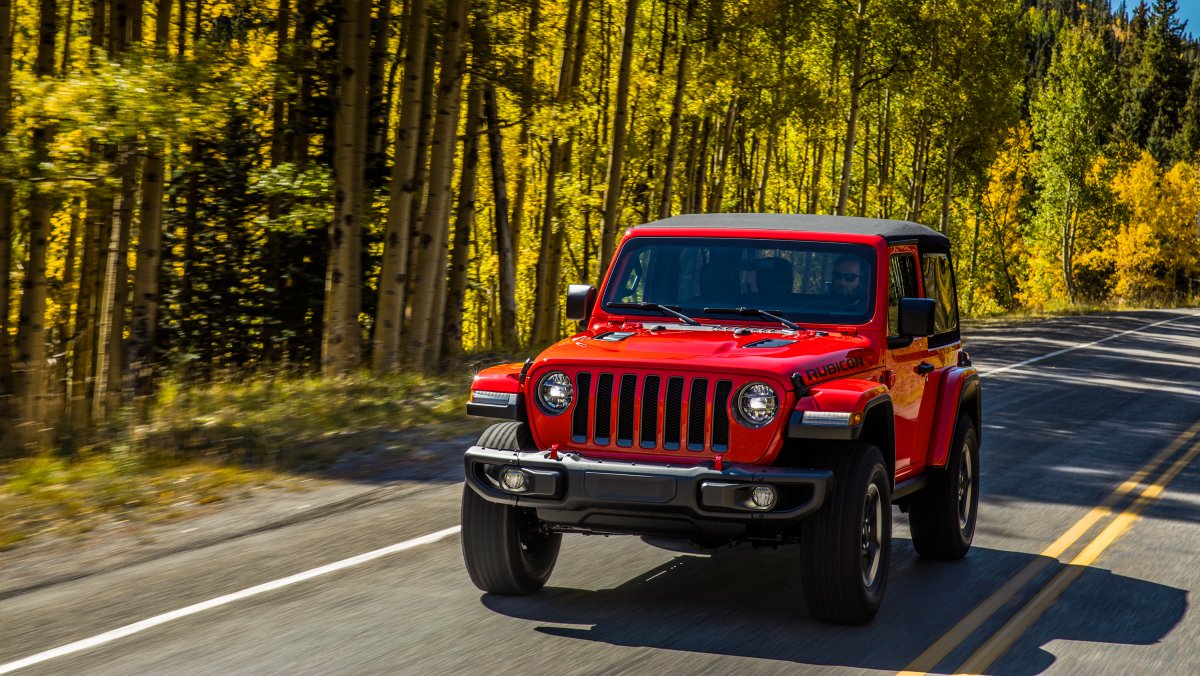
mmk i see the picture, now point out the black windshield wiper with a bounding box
[703,307,802,331]
[608,302,700,326]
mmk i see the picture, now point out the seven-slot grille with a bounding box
[569,371,735,453]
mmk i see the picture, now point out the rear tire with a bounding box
[908,414,979,560]
[800,443,891,625]
[461,422,561,595]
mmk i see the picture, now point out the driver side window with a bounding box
[887,253,919,336]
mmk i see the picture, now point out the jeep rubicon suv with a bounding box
[460,214,981,624]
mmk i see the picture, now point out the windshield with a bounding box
[601,237,876,325]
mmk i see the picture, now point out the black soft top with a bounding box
[634,213,951,250]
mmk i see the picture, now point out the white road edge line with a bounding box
[4,312,1197,673]
[980,312,1195,377]
[0,525,462,675]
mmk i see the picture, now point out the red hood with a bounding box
[534,324,880,385]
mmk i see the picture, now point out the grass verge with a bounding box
[0,370,485,551]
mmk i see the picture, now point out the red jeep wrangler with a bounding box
[461,214,981,624]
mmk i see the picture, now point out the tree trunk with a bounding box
[176,0,185,56]
[1062,194,1076,302]
[365,0,393,182]
[70,169,107,427]
[321,0,371,375]
[509,0,540,257]
[658,0,695,219]
[483,83,519,352]
[179,142,197,360]
[261,0,290,361]
[757,131,775,212]
[531,0,581,345]
[858,116,869,216]
[424,3,474,359]
[401,28,439,339]
[154,0,169,50]
[692,115,711,215]
[405,0,469,367]
[130,0,143,47]
[939,122,956,234]
[680,118,699,213]
[440,79,482,368]
[91,0,106,60]
[98,0,143,410]
[110,0,129,55]
[878,89,891,217]
[52,201,81,402]
[598,0,638,285]
[906,117,929,221]
[128,0,171,395]
[0,0,14,397]
[372,0,427,372]
[542,0,591,342]
[808,136,824,214]
[103,147,137,410]
[349,0,371,360]
[708,98,736,213]
[191,0,200,48]
[60,0,75,73]
[292,0,315,162]
[15,0,58,424]
[129,142,164,396]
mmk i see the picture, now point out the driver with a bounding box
[832,254,867,310]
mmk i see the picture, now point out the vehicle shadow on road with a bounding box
[481,539,1186,674]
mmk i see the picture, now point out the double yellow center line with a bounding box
[899,418,1200,675]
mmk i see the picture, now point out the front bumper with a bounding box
[464,446,832,537]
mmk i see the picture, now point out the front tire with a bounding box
[461,422,561,595]
[800,443,891,625]
[908,414,979,560]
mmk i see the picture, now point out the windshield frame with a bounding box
[599,236,879,327]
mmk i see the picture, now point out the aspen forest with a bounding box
[1,0,1199,451]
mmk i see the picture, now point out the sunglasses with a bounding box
[834,272,861,282]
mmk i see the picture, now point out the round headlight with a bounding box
[536,371,574,415]
[736,382,779,427]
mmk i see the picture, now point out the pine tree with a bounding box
[1143,0,1191,161]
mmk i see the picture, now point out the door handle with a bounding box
[916,362,935,376]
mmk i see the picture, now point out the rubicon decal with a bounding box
[804,355,866,381]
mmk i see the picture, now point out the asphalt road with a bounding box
[4,309,1200,675]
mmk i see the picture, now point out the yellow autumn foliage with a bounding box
[1102,152,1200,301]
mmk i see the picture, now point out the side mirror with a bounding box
[566,284,597,322]
[898,297,937,338]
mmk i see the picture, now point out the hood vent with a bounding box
[593,331,636,342]
[742,338,796,349]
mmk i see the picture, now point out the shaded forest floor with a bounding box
[0,371,494,552]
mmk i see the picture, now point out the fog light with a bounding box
[750,485,777,510]
[500,468,529,493]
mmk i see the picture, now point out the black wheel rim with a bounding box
[957,440,973,532]
[861,483,882,588]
